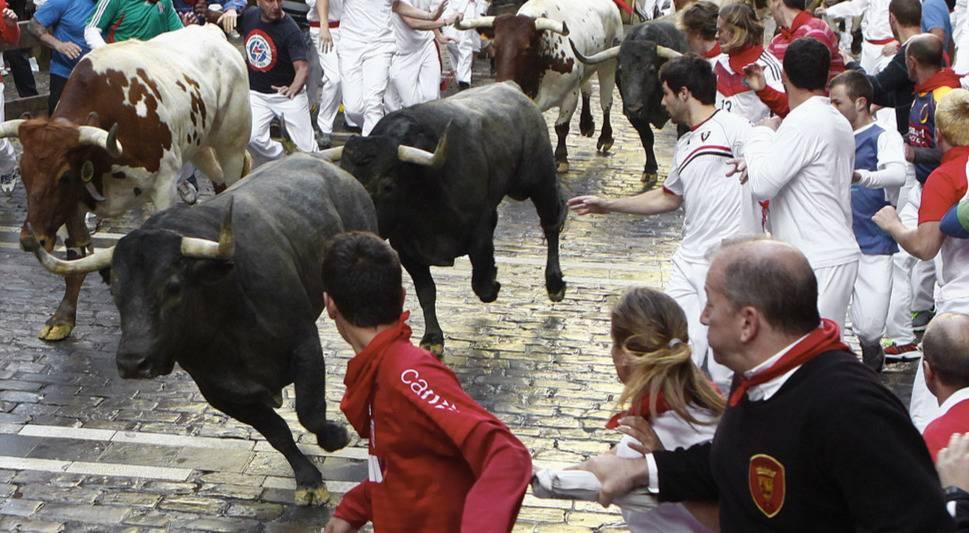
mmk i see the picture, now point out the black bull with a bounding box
[573,21,687,186]
[329,82,568,355]
[32,154,378,505]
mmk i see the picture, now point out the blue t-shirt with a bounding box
[34,0,95,79]
[921,0,953,50]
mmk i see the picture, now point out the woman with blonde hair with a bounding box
[713,2,787,122]
[607,287,723,532]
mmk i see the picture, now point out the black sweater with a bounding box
[849,46,914,137]
[654,350,954,532]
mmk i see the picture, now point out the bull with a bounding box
[457,0,623,174]
[6,24,251,341]
[29,154,376,505]
[321,82,567,355]
[570,20,685,187]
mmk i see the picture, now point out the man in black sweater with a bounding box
[578,236,953,531]
[848,0,922,135]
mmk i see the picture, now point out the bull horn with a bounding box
[0,119,24,139]
[397,125,449,168]
[318,146,344,162]
[455,16,495,30]
[569,39,620,65]
[28,231,114,275]
[78,123,124,158]
[657,45,682,60]
[180,197,234,261]
[534,18,568,36]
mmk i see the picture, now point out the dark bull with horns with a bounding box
[29,154,378,505]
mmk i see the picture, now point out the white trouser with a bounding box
[909,298,969,431]
[310,26,343,135]
[850,253,894,343]
[885,174,921,343]
[248,90,317,160]
[386,39,441,112]
[0,83,15,175]
[665,255,733,391]
[443,0,475,85]
[815,260,859,331]
[860,39,893,75]
[341,39,395,136]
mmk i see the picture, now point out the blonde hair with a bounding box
[937,89,969,147]
[718,3,764,53]
[611,288,725,425]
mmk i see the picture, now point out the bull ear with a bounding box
[81,161,95,183]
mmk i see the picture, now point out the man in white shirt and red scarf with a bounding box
[576,236,952,531]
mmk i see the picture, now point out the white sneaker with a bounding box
[177,178,198,205]
[84,212,100,234]
[0,168,18,195]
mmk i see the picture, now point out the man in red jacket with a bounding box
[321,232,532,533]
[921,313,969,460]
[0,1,19,196]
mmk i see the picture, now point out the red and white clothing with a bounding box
[340,0,396,135]
[616,404,719,532]
[714,46,785,124]
[823,0,894,74]
[386,0,441,111]
[663,110,761,389]
[333,315,532,532]
[768,10,845,74]
[744,96,860,328]
[923,387,969,460]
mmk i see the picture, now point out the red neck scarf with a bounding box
[606,393,672,429]
[340,312,413,438]
[703,42,722,59]
[728,319,848,407]
[728,44,764,75]
[779,10,812,41]
[613,0,634,14]
[915,68,963,94]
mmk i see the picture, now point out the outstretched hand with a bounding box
[567,195,611,215]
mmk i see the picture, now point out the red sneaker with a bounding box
[883,342,920,362]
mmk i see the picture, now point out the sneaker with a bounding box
[177,176,198,205]
[882,340,920,362]
[84,212,101,234]
[0,168,18,195]
[911,309,934,333]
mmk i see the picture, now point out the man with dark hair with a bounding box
[569,55,760,390]
[829,70,906,370]
[921,313,969,459]
[320,232,532,533]
[679,0,721,60]
[576,237,954,531]
[739,38,860,330]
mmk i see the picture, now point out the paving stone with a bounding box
[0,498,45,517]
[16,484,102,505]
[97,442,181,468]
[122,509,201,528]
[34,503,130,525]
[157,496,226,515]
[181,516,261,532]
[0,515,66,533]
[0,434,41,457]
[96,491,162,509]
[225,501,286,521]
[171,447,254,474]
[26,439,109,463]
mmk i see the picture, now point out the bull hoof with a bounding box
[641,171,658,189]
[316,422,350,452]
[422,342,445,359]
[547,283,567,302]
[294,485,331,506]
[38,321,74,342]
[597,138,614,153]
[475,281,501,303]
[579,121,595,137]
[556,161,570,174]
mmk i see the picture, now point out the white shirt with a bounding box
[341,0,396,44]
[854,122,907,192]
[745,96,861,268]
[664,110,762,263]
[825,0,893,41]
[930,387,969,430]
[645,335,808,494]
[306,0,344,22]
[714,50,785,125]
[393,0,435,56]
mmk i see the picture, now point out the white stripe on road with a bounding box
[0,455,192,481]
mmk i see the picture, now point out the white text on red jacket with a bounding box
[400,369,460,412]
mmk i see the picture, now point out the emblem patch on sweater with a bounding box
[748,454,785,518]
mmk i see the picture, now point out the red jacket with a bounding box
[334,314,532,532]
[0,0,18,46]
[924,395,969,461]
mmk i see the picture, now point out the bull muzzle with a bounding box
[117,349,158,379]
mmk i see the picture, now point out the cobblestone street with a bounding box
[0,56,918,532]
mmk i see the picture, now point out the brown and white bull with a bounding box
[458,0,623,173]
[5,24,252,341]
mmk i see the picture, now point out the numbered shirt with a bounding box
[714,51,785,124]
[663,110,762,262]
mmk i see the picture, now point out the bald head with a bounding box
[923,313,969,388]
[709,237,820,336]
[907,34,946,70]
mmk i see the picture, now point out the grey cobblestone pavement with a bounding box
[0,57,917,531]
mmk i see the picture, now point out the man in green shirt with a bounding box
[84,0,183,48]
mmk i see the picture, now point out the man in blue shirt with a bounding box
[921,0,953,54]
[29,0,95,114]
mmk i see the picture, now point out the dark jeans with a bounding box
[49,74,68,116]
[3,49,37,97]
